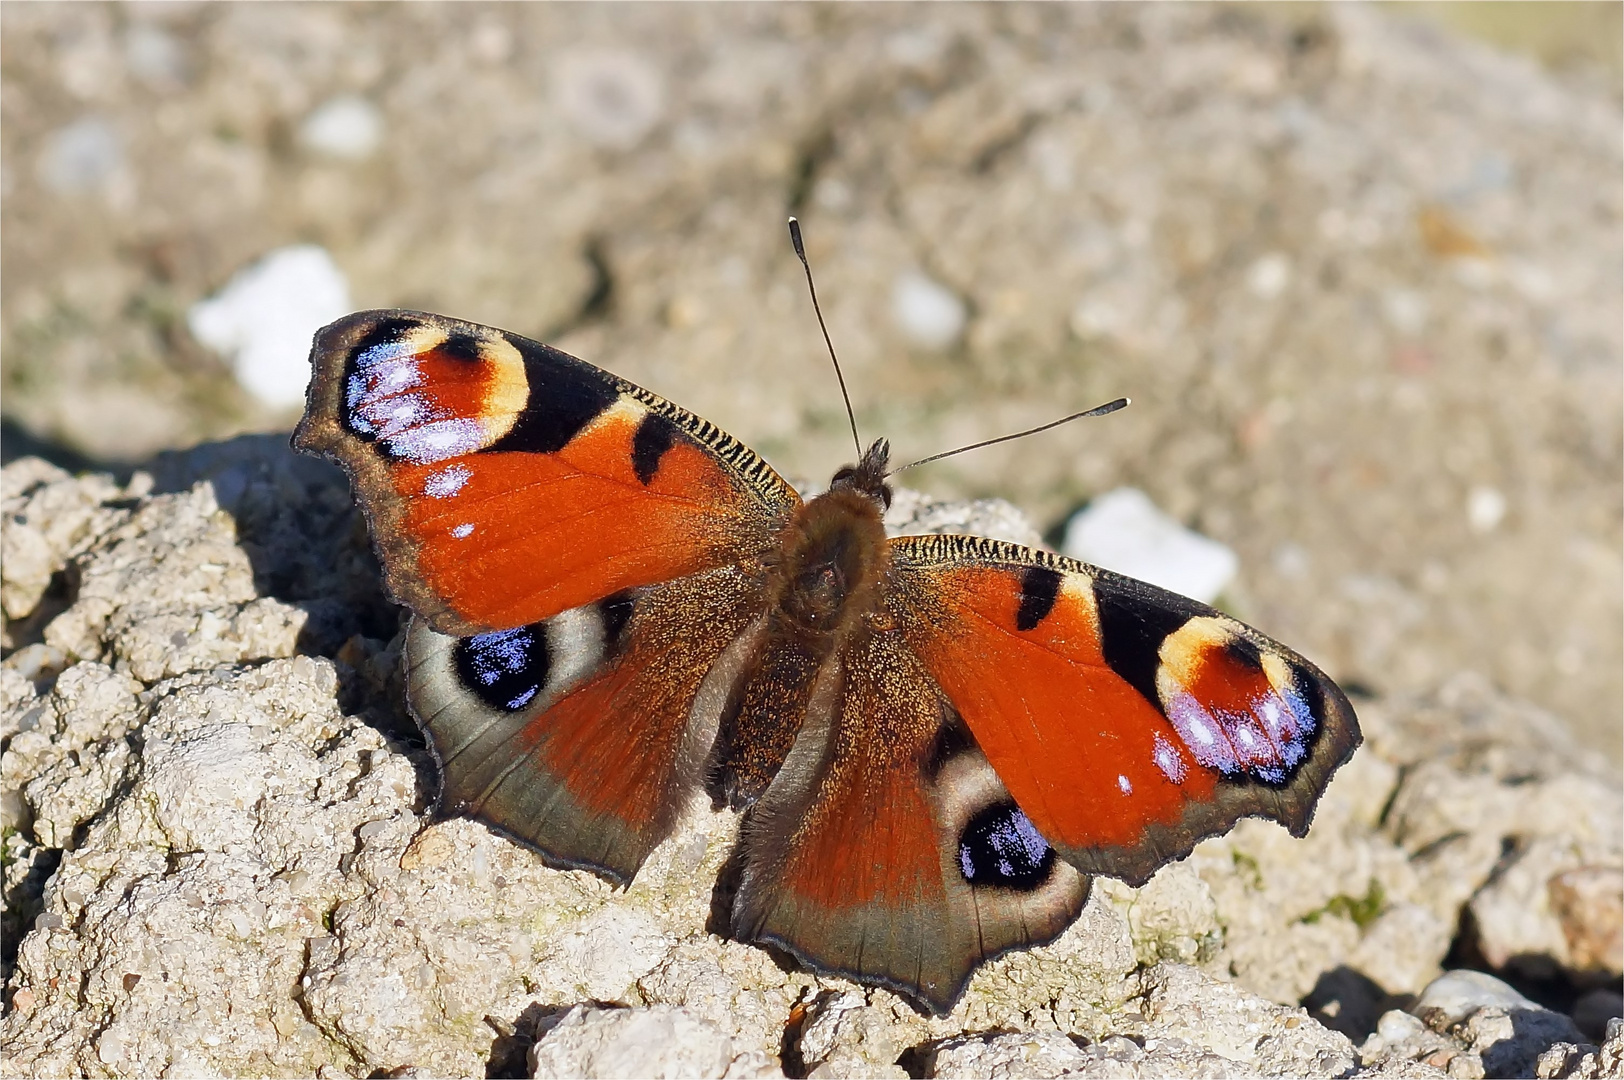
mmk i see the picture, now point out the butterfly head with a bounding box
[829,438,892,511]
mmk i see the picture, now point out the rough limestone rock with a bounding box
[1535,1018,1624,1080]
[2,441,1620,1079]
[527,1004,781,1080]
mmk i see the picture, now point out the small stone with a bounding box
[36,116,121,194]
[1246,252,1292,299]
[1467,486,1507,534]
[891,271,966,351]
[1414,970,1540,1028]
[1062,488,1238,603]
[1548,866,1624,977]
[1382,288,1431,337]
[528,1005,748,1079]
[298,95,384,161]
[187,245,351,409]
[124,24,188,90]
[1378,1009,1425,1043]
[553,50,664,150]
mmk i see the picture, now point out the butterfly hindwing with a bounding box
[407,566,769,883]
[729,629,1088,1015]
[295,310,800,637]
[887,534,1360,887]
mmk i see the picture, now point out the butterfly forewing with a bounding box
[295,310,799,637]
[887,534,1360,886]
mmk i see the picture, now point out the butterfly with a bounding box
[293,307,1360,1015]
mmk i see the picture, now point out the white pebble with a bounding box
[298,95,384,161]
[1376,1009,1424,1042]
[37,116,121,194]
[1062,488,1238,604]
[1414,969,1541,1026]
[1381,289,1429,337]
[892,271,966,351]
[1467,485,1506,533]
[188,245,351,409]
[1246,252,1291,299]
[124,24,187,90]
[554,51,664,150]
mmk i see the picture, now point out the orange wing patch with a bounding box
[394,400,756,628]
[892,559,1211,853]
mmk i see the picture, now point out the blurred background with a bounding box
[2,3,1619,763]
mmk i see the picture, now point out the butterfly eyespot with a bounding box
[453,626,550,712]
[957,801,1055,891]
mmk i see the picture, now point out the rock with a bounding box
[1469,841,1620,983]
[1548,867,1624,979]
[528,1005,781,1079]
[123,23,189,91]
[927,1029,1095,1079]
[1412,971,1588,1080]
[1061,489,1238,605]
[298,95,384,161]
[1462,1007,1590,1080]
[884,488,1046,548]
[187,245,352,409]
[927,1030,1253,1079]
[1136,962,1357,1077]
[1414,971,1544,1028]
[552,49,665,150]
[1533,1018,1622,1080]
[4,445,1619,1076]
[35,116,122,195]
[891,271,967,351]
[1,459,132,627]
[795,992,910,1079]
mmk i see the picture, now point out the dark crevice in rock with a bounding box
[1,845,62,988]
[1444,895,1584,1018]
[1302,964,1411,1042]
[893,1035,935,1079]
[778,992,820,1078]
[483,1002,554,1079]
[1,567,79,659]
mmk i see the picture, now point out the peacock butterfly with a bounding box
[294,283,1359,1014]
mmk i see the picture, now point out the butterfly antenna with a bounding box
[889,398,1131,476]
[788,217,862,458]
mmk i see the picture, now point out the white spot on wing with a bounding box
[378,361,423,392]
[386,418,486,464]
[355,340,415,369]
[1166,692,1239,773]
[1117,774,1133,795]
[424,463,474,498]
[1152,733,1188,784]
[450,523,474,539]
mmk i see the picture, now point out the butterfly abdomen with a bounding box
[708,484,893,808]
